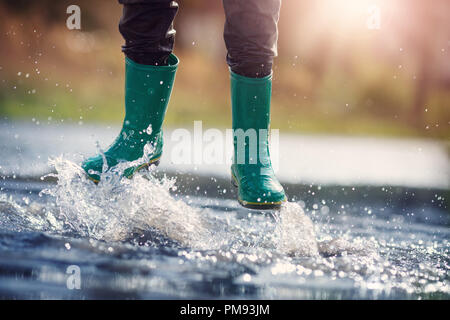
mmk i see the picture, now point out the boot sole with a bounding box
[231,172,284,210]
[87,157,161,184]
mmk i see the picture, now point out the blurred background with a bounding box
[0,0,449,139]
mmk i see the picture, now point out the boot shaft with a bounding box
[230,71,273,167]
[124,54,178,133]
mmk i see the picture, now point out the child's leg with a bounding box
[223,0,286,209]
[118,0,178,65]
[223,0,281,78]
[81,0,179,183]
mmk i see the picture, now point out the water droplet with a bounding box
[146,124,152,135]
[242,273,252,282]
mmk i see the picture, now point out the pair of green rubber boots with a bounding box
[82,54,286,209]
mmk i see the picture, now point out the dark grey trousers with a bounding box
[118,0,281,78]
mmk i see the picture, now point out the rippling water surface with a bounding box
[0,156,448,299]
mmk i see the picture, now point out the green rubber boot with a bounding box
[82,54,178,183]
[230,71,287,209]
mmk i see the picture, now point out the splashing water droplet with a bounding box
[146,124,152,135]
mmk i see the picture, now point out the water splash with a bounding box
[2,156,448,298]
[41,156,211,246]
[275,202,319,257]
[31,155,329,257]
[318,237,378,257]
[4,155,375,261]
[0,193,62,232]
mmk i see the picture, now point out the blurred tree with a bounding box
[396,0,450,127]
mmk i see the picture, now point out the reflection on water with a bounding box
[0,121,448,189]
[0,156,448,299]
